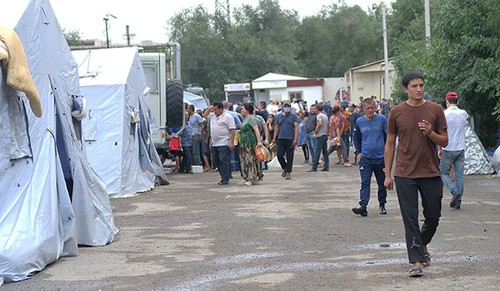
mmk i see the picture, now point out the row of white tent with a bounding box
[0,0,168,284]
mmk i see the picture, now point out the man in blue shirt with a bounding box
[352,98,388,216]
[273,102,298,180]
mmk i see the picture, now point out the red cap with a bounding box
[446,92,458,100]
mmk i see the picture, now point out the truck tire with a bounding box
[166,79,184,128]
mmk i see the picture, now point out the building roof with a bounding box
[253,72,305,82]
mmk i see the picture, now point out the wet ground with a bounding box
[4,149,500,290]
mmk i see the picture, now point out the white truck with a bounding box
[139,52,184,150]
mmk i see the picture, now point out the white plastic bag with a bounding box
[268,156,281,168]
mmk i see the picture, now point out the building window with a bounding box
[289,91,302,101]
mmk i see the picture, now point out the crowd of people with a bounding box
[164,72,469,278]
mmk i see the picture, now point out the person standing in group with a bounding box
[340,103,351,161]
[438,92,468,210]
[297,111,310,164]
[203,102,236,185]
[273,102,298,180]
[328,104,351,167]
[308,103,329,172]
[186,104,203,166]
[352,98,388,217]
[266,114,276,161]
[303,104,317,165]
[384,72,448,277]
[179,112,193,174]
[240,103,264,185]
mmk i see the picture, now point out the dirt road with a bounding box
[4,153,500,290]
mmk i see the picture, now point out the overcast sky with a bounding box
[3,0,388,44]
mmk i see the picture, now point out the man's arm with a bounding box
[353,122,362,159]
[313,116,322,139]
[384,132,396,190]
[273,123,279,143]
[293,122,298,145]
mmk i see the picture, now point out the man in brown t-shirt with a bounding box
[384,72,448,277]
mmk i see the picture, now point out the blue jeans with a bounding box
[359,157,386,207]
[191,134,202,165]
[342,132,350,159]
[180,146,192,172]
[277,139,295,173]
[312,135,328,170]
[304,132,317,163]
[440,149,465,206]
[212,146,231,183]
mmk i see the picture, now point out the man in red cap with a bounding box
[438,92,469,209]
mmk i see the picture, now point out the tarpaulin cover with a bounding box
[464,123,494,175]
[0,0,117,283]
[73,47,167,197]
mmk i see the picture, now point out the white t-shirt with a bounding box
[208,112,236,147]
[443,106,468,151]
[267,104,279,116]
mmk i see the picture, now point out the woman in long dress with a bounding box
[240,103,263,185]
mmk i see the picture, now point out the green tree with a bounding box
[63,29,82,47]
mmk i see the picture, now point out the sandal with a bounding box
[408,266,423,277]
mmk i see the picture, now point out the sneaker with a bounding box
[285,173,291,180]
[379,205,387,215]
[320,168,329,171]
[282,170,287,177]
[352,207,367,217]
[303,159,309,164]
[450,193,462,208]
[307,169,317,172]
[245,181,252,186]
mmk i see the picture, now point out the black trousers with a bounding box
[395,176,443,264]
[277,139,295,173]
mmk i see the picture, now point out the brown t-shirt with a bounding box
[387,101,447,178]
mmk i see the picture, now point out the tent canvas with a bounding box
[464,123,494,175]
[0,0,117,283]
[72,47,167,198]
[184,91,208,110]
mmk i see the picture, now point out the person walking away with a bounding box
[340,103,351,161]
[203,102,236,185]
[384,72,448,277]
[187,104,203,166]
[272,102,298,180]
[438,92,468,209]
[303,104,317,165]
[240,103,264,185]
[266,114,276,161]
[352,98,388,216]
[308,103,329,172]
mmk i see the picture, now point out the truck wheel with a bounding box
[166,79,184,128]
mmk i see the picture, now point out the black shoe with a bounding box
[307,169,317,172]
[352,207,367,217]
[450,193,462,208]
[321,168,329,171]
[379,205,387,214]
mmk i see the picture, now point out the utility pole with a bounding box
[424,0,431,45]
[382,6,390,99]
[124,25,136,46]
[103,14,117,48]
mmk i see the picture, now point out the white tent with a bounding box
[184,91,208,110]
[72,47,167,198]
[0,0,117,283]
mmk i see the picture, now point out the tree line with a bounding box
[64,0,499,147]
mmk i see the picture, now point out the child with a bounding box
[168,128,182,173]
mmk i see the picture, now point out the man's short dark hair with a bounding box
[362,98,376,107]
[402,72,425,88]
[259,101,267,108]
[212,101,223,109]
[316,103,324,111]
[187,104,195,111]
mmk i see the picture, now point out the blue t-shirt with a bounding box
[276,112,298,140]
[353,114,387,159]
[181,125,193,147]
[188,113,202,135]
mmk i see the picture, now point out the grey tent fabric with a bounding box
[464,123,494,175]
[1,0,117,283]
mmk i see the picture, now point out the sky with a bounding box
[3,0,387,45]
